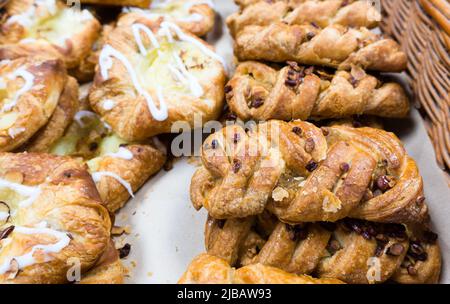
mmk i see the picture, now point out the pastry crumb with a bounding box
[272,187,289,201]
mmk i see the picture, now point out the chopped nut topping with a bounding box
[305,138,315,153]
[322,195,342,213]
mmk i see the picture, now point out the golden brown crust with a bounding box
[0,152,111,284]
[69,24,115,83]
[205,216,441,284]
[0,0,101,69]
[178,253,344,284]
[80,239,125,284]
[118,1,215,37]
[226,61,409,121]
[233,23,406,72]
[191,120,428,225]
[227,0,381,37]
[89,20,226,140]
[44,86,166,213]
[0,57,66,152]
[80,0,151,8]
[20,76,80,153]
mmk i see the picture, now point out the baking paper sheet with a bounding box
[115,0,450,284]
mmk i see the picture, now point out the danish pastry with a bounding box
[232,22,407,72]
[191,120,427,225]
[178,253,344,284]
[80,0,151,8]
[30,84,167,213]
[204,215,441,284]
[0,57,68,152]
[0,152,111,283]
[89,20,226,140]
[79,239,125,284]
[225,61,409,121]
[227,0,381,37]
[119,0,216,37]
[0,0,101,69]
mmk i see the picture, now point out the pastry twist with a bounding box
[225,61,409,121]
[190,120,428,225]
[204,215,441,284]
[233,22,407,72]
[227,0,381,37]
[178,253,344,284]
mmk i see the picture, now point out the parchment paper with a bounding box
[115,0,450,284]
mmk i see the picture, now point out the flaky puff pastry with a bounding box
[227,0,381,37]
[233,22,406,72]
[226,61,409,121]
[0,0,101,69]
[89,20,226,140]
[191,120,428,225]
[79,239,125,284]
[0,153,111,284]
[80,0,151,8]
[0,57,67,152]
[26,84,167,213]
[178,253,344,284]
[119,0,215,37]
[205,214,441,284]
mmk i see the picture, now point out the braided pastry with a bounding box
[178,253,344,284]
[80,0,151,7]
[225,61,409,121]
[205,215,441,284]
[191,120,428,225]
[233,22,406,72]
[227,0,381,37]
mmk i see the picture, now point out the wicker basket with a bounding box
[380,0,450,184]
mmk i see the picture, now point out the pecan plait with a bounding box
[225,61,409,121]
[205,215,441,284]
[178,253,344,284]
[190,120,428,224]
[233,22,406,72]
[228,0,380,37]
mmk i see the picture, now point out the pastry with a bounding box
[79,239,125,284]
[0,57,68,152]
[225,61,409,121]
[178,253,344,284]
[69,24,115,83]
[0,152,111,283]
[232,22,406,72]
[191,120,427,224]
[119,0,215,37]
[80,0,151,8]
[27,83,167,213]
[204,215,441,284]
[89,20,226,140]
[0,0,101,69]
[227,0,381,37]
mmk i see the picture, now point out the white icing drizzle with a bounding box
[0,212,9,221]
[99,45,169,121]
[74,110,97,128]
[132,23,160,56]
[91,171,134,197]
[104,147,134,160]
[0,223,70,275]
[2,68,35,113]
[0,178,41,208]
[102,99,116,111]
